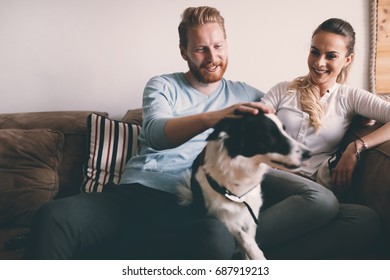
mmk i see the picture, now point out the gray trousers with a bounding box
[258,169,380,259]
[24,169,381,259]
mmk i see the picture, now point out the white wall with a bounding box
[0,0,371,119]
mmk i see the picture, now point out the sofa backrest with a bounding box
[0,111,108,198]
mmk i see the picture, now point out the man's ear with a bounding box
[180,45,188,61]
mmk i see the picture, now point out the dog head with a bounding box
[206,113,311,171]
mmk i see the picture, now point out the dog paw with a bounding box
[176,185,193,206]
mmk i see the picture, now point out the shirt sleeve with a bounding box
[241,82,265,101]
[348,87,390,124]
[141,76,173,150]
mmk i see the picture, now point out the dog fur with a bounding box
[178,113,311,260]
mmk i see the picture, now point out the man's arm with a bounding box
[164,102,274,148]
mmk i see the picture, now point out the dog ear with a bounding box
[207,118,232,141]
[207,112,262,141]
[207,127,229,141]
[209,118,245,157]
[207,129,221,141]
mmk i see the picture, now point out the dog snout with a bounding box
[301,149,311,161]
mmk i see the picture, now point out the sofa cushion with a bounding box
[0,111,109,199]
[82,114,140,192]
[0,129,64,226]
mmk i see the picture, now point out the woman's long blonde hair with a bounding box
[288,18,356,131]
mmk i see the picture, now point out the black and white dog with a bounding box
[178,113,311,260]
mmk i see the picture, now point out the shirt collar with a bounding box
[321,83,339,101]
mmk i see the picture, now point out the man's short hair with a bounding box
[178,6,226,48]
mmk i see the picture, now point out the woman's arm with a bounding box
[332,89,390,188]
[332,122,390,188]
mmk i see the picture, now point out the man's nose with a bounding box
[206,49,218,62]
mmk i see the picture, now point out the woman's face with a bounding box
[307,31,353,94]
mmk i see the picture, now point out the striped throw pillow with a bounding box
[82,113,140,192]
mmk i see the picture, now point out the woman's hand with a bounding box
[331,143,358,192]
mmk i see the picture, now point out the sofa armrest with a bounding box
[343,122,390,236]
[0,111,108,198]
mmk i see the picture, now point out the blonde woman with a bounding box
[262,18,390,196]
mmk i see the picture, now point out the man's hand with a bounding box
[207,102,275,127]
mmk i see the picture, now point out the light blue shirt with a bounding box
[120,72,264,193]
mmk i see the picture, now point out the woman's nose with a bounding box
[315,55,326,67]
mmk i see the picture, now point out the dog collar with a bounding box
[203,170,259,225]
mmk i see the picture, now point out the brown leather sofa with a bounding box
[0,111,107,259]
[0,110,389,259]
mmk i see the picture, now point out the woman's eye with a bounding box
[326,54,338,60]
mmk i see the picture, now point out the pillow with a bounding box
[0,129,64,226]
[82,114,140,192]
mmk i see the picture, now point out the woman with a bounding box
[262,18,390,197]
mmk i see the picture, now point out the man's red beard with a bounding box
[188,59,228,84]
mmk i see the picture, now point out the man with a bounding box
[25,6,379,260]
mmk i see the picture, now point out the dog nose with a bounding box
[301,149,311,160]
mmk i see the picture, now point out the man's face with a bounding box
[181,22,228,84]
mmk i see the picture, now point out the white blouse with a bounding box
[262,81,390,179]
